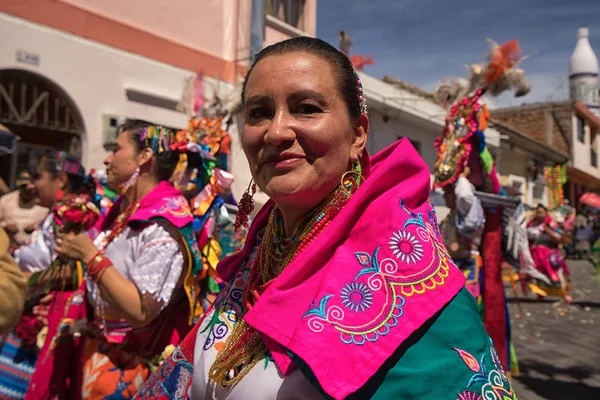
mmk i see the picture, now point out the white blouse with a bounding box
[88,220,185,315]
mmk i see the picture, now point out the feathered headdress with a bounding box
[433,39,532,110]
[432,39,533,192]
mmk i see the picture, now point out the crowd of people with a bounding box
[0,35,589,399]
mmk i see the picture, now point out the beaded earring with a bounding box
[118,167,140,196]
[235,179,257,232]
[55,188,64,203]
[340,160,364,196]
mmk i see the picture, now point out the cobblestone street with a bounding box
[507,260,600,400]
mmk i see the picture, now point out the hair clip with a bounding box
[353,70,368,114]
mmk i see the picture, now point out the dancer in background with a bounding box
[431,39,532,374]
[526,204,572,303]
[440,167,485,300]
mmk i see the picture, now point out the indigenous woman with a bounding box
[0,152,86,399]
[26,122,209,399]
[137,37,516,400]
[526,204,572,303]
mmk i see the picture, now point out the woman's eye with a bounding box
[296,104,322,115]
[248,107,271,120]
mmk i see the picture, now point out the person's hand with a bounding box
[55,232,99,263]
[33,294,54,326]
[460,166,471,178]
[4,223,18,234]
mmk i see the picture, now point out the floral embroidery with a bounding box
[150,197,193,219]
[201,269,247,351]
[302,199,453,345]
[389,230,423,263]
[200,250,257,351]
[457,390,483,400]
[455,339,517,400]
[340,281,374,312]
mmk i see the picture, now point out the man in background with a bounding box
[0,171,48,248]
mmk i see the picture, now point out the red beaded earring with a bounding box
[55,188,64,203]
[235,180,257,232]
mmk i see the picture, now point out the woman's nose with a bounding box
[264,110,296,145]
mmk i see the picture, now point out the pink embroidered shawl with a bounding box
[102,181,194,230]
[218,139,466,399]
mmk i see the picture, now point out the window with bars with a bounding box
[577,117,585,143]
[266,0,305,29]
[593,128,598,168]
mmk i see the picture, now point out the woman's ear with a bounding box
[350,114,369,162]
[57,171,69,189]
[137,147,154,167]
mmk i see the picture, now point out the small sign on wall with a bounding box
[16,50,40,66]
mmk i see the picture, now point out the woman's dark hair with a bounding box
[241,37,362,121]
[41,152,85,193]
[117,119,179,182]
[536,204,548,212]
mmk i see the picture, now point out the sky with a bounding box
[316,0,600,108]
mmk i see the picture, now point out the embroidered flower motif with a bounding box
[457,390,483,400]
[389,230,424,264]
[340,281,373,312]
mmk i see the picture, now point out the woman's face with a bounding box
[104,131,142,188]
[242,52,367,209]
[34,159,65,208]
[535,207,547,220]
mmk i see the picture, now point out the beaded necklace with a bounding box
[208,175,358,386]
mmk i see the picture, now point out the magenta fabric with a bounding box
[102,181,193,231]
[530,245,563,283]
[26,287,88,400]
[219,139,466,399]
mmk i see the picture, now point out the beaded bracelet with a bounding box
[86,254,113,283]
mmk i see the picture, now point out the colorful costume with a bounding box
[135,140,516,399]
[440,176,486,299]
[432,39,532,374]
[172,117,239,300]
[526,216,571,299]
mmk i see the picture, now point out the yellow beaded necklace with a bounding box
[208,177,358,386]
